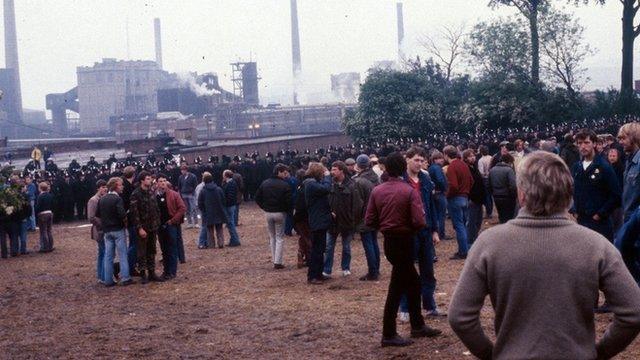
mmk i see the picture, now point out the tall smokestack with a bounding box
[290,0,301,105]
[4,0,22,124]
[154,18,163,70]
[396,2,405,63]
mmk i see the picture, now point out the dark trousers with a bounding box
[37,213,54,251]
[176,225,185,263]
[294,220,312,266]
[136,231,157,272]
[158,225,179,276]
[308,229,327,281]
[382,233,425,337]
[466,200,484,246]
[494,196,517,224]
[482,178,493,217]
[0,223,7,258]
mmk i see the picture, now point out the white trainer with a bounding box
[398,312,409,323]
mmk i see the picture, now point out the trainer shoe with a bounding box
[342,270,351,277]
[398,312,409,323]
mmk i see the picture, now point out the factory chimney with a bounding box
[4,0,23,124]
[396,2,405,63]
[290,0,301,105]
[154,18,163,70]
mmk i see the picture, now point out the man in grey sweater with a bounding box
[449,151,640,360]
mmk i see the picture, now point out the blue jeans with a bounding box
[466,200,483,246]
[159,224,179,276]
[447,196,469,256]
[224,206,241,246]
[482,178,493,217]
[127,225,138,271]
[285,212,294,236]
[198,226,208,247]
[361,231,380,277]
[323,230,353,274]
[96,235,105,281]
[181,194,198,225]
[19,219,28,253]
[234,205,239,226]
[29,200,36,230]
[400,231,437,312]
[103,229,131,285]
[434,193,447,239]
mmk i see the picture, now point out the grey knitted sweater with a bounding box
[449,210,640,359]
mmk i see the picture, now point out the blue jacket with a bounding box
[616,206,640,252]
[428,164,447,193]
[198,182,228,225]
[403,171,438,234]
[572,156,621,219]
[303,178,332,232]
[624,150,640,221]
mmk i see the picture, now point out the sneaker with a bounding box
[322,272,332,278]
[307,278,324,285]
[381,334,413,347]
[120,279,135,286]
[398,312,409,323]
[342,270,351,277]
[425,309,447,317]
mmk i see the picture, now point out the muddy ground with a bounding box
[0,202,638,359]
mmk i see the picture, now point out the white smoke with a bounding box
[176,72,221,97]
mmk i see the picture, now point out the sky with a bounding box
[0,0,626,112]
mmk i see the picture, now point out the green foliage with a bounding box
[0,184,27,219]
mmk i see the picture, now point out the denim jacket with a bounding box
[623,150,640,221]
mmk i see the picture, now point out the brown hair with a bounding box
[461,149,475,161]
[106,177,122,192]
[516,152,572,216]
[123,166,136,179]
[443,145,459,159]
[330,161,348,175]
[202,171,213,183]
[405,146,427,159]
[223,170,234,179]
[306,162,325,180]
[38,181,50,192]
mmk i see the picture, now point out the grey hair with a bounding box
[516,151,573,216]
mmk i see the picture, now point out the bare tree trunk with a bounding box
[621,0,636,102]
[529,0,540,84]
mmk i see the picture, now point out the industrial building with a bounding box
[0,0,24,139]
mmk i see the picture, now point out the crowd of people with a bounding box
[3,114,640,357]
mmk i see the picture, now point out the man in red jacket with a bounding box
[443,145,473,259]
[156,173,186,280]
[365,152,441,347]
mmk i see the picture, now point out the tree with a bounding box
[343,60,470,143]
[466,18,532,82]
[418,24,467,81]
[574,0,637,108]
[539,8,594,94]
[489,0,546,84]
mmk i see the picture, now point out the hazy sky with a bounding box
[0,0,625,111]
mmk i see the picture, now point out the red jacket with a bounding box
[446,159,473,198]
[365,177,426,235]
[165,188,186,225]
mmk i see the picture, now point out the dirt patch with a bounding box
[0,203,638,359]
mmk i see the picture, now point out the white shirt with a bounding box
[582,160,592,171]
